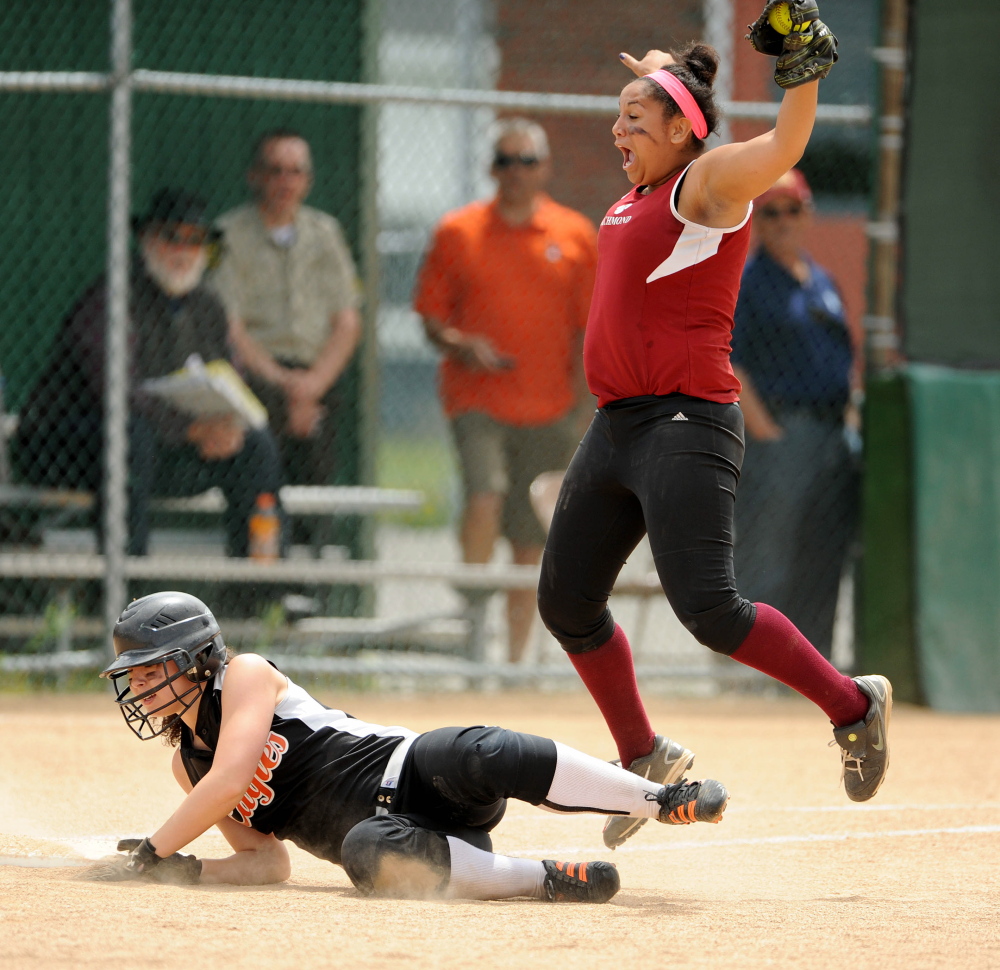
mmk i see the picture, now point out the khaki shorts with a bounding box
[451,411,579,547]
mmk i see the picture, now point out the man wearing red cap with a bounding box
[731,169,859,660]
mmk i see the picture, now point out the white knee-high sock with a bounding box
[543,741,664,817]
[444,836,546,900]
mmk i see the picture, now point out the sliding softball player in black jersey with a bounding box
[98,591,729,902]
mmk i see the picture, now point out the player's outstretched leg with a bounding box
[399,726,728,864]
[540,738,727,844]
[342,816,621,903]
[725,605,894,798]
[832,674,892,801]
[446,837,621,903]
[602,734,695,849]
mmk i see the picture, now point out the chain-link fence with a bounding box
[0,0,884,689]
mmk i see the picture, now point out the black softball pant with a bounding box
[538,393,756,655]
[340,726,556,896]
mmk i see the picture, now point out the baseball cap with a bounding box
[132,187,223,241]
[756,168,813,208]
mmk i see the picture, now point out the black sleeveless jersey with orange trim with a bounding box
[179,665,416,864]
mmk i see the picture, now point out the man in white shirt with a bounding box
[211,129,361,490]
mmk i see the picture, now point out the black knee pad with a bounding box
[536,578,616,654]
[555,623,617,655]
[341,815,451,898]
[677,596,756,655]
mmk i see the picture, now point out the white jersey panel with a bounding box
[645,221,726,283]
[645,162,753,284]
[213,666,417,741]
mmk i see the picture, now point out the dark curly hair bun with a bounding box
[680,43,719,88]
[640,40,722,144]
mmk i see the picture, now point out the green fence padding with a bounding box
[1,0,364,479]
[902,1,1000,364]
[908,364,1000,711]
[0,3,108,392]
[859,373,922,703]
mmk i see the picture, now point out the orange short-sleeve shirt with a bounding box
[413,195,598,427]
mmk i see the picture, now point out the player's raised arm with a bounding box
[695,83,817,208]
[703,0,836,210]
[621,0,837,222]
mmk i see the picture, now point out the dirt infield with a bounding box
[3,688,999,970]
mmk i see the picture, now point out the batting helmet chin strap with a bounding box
[184,634,226,682]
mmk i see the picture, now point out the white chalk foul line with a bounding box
[5,815,1000,867]
[512,823,1000,857]
[0,834,133,868]
[0,856,85,868]
[725,801,1000,814]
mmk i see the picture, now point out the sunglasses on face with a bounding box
[154,225,210,246]
[493,153,541,169]
[262,164,310,178]
[758,203,804,220]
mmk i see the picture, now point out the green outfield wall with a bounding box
[862,367,1000,711]
[902,0,1000,364]
[861,0,1000,710]
[859,374,921,704]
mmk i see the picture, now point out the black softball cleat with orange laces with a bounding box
[541,860,620,903]
[657,778,729,825]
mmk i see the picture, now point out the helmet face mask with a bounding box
[108,640,222,740]
[101,592,227,740]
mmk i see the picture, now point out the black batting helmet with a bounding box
[101,591,227,739]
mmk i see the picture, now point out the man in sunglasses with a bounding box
[17,187,285,558]
[730,169,859,660]
[414,118,598,663]
[210,130,360,507]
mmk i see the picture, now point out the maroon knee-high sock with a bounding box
[731,603,868,726]
[568,624,655,767]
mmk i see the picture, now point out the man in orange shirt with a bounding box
[414,118,598,662]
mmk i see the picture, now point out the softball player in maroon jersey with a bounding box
[536,5,891,849]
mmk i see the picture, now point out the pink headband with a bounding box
[643,69,709,140]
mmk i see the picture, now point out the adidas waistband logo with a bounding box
[672,412,689,421]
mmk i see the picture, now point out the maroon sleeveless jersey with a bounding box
[583,163,752,406]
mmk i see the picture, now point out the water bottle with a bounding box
[248,493,280,561]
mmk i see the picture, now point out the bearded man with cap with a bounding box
[16,187,285,557]
[731,169,859,661]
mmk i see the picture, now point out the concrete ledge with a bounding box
[0,484,423,516]
[0,552,664,594]
[0,647,767,687]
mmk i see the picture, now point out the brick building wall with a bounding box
[495,0,704,226]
